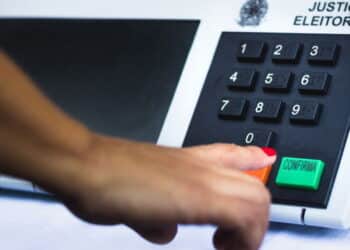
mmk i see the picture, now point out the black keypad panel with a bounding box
[183,33,350,208]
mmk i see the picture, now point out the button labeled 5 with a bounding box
[263,71,293,92]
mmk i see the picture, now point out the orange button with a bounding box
[246,166,272,184]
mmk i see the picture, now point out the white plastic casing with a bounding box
[0,0,349,228]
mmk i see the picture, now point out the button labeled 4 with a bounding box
[227,69,257,90]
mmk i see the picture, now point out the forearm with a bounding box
[0,50,277,250]
[0,50,92,195]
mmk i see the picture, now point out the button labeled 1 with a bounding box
[237,41,266,62]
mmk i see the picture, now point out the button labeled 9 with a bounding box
[291,104,301,116]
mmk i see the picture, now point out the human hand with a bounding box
[57,135,276,250]
[0,49,276,249]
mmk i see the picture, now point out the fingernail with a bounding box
[261,147,277,157]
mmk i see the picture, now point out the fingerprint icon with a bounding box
[239,0,269,26]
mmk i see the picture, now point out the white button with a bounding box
[33,185,51,195]
[0,175,34,192]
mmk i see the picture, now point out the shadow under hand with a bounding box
[0,189,57,204]
[269,222,349,239]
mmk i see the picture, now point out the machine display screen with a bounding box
[0,19,199,142]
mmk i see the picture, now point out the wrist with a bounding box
[31,127,97,200]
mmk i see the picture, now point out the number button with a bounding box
[263,71,293,92]
[218,98,248,120]
[308,43,339,65]
[241,130,275,147]
[227,69,257,90]
[253,99,284,122]
[237,41,266,62]
[298,72,330,95]
[290,101,322,124]
[272,42,302,63]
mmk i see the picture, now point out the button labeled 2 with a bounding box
[272,42,302,63]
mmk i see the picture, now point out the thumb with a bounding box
[185,144,277,170]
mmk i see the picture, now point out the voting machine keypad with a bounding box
[183,33,350,208]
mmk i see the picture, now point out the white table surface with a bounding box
[1,191,350,250]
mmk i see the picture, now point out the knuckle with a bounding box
[213,143,239,153]
[246,146,265,160]
[253,184,271,206]
[208,143,242,166]
[176,174,214,224]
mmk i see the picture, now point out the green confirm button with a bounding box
[276,157,325,190]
